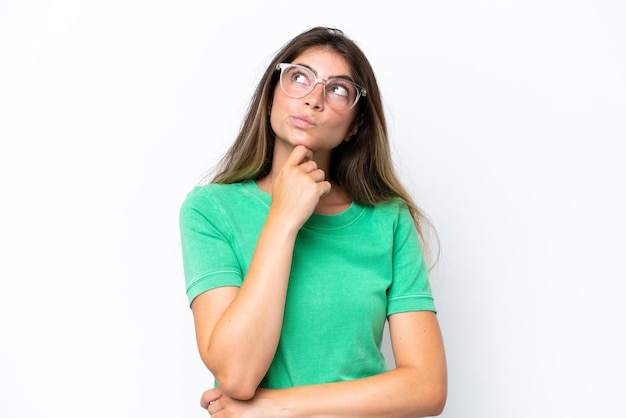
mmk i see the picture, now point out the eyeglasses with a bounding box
[276,63,367,111]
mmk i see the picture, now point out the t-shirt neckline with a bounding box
[242,180,365,230]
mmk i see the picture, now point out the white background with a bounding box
[1,1,625,417]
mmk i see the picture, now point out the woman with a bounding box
[179,26,447,417]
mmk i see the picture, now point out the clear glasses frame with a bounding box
[276,63,367,111]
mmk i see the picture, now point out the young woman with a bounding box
[179,26,447,417]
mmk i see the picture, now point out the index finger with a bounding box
[286,145,313,166]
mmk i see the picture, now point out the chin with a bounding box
[277,134,313,149]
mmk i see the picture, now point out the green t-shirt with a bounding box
[179,181,435,389]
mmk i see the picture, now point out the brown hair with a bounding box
[208,26,439,267]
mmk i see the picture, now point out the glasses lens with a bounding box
[324,79,358,111]
[281,65,316,98]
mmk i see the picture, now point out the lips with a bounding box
[291,114,316,127]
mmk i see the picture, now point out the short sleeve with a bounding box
[179,186,243,306]
[386,203,436,315]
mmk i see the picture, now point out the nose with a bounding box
[304,82,325,110]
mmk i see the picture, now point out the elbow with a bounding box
[406,374,447,417]
[205,363,259,400]
[213,375,258,401]
[425,382,447,416]
[200,353,261,401]
[430,396,447,416]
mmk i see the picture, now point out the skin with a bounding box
[260,46,359,213]
[191,47,447,417]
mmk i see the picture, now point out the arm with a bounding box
[191,146,330,400]
[203,310,447,418]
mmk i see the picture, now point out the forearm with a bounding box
[259,367,447,418]
[204,211,299,398]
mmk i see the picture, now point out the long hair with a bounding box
[208,26,439,268]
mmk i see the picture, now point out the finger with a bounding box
[287,145,313,166]
[200,388,221,409]
[319,180,332,196]
[207,400,221,415]
[309,168,326,182]
[299,160,319,174]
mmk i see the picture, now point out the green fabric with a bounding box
[179,181,435,389]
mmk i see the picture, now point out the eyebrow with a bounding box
[293,62,355,83]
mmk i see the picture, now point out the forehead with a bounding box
[291,47,352,78]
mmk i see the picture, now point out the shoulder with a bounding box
[375,196,407,210]
[181,182,247,209]
[370,197,410,220]
[180,181,270,227]
[183,182,240,200]
[344,198,412,236]
[180,183,247,221]
[368,198,418,240]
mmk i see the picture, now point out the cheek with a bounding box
[269,106,284,134]
[328,115,356,137]
[268,105,280,132]
[269,90,288,124]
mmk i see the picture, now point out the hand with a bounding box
[201,387,223,415]
[200,387,282,418]
[269,145,331,230]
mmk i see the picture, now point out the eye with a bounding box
[293,73,309,84]
[327,80,353,98]
[286,67,313,86]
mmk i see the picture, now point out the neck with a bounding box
[256,144,351,214]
